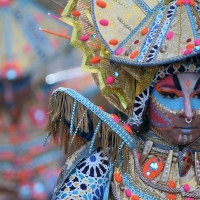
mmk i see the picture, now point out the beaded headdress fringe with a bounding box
[44,89,130,170]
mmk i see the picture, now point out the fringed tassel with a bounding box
[69,100,77,135]
[44,90,130,170]
[69,109,88,145]
[44,91,87,156]
[118,141,125,169]
[90,110,99,131]
[122,143,129,172]
[101,122,111,156]
[59,121,69,154]
[67,135,86,156]
[89,119,101,154]
[43,132,51,147]
[110,131,122,164]
[74,103,89,133]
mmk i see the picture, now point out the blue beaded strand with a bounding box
[118,141,125,169]
[186,4,198,39]
[89,119,101,154]
[43,133,50,146]
[69,100,77,136]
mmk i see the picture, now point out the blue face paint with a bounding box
[151,89,200,112]
[191,97,200,110]
[151,89,183,111]
[149,73,200,145]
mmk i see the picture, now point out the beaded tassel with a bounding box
[69,109,88,145]
[69,100,77,136]
[43,132,51,146]
[89,119,101,154]
[118,141,125,169]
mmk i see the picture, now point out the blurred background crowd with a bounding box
[0,0,116,199]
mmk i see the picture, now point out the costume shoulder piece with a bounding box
[45,87,136,162]
[43,0,200,199]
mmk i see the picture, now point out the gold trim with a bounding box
[139,140,153,165]
[59,0,157,116]
[159,150,173,184]
[195,152,200,184]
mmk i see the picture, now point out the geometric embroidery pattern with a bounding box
[55,149,110,200]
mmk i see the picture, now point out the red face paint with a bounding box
[155,76,182,97]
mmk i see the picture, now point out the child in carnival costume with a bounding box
[45,0,200,199]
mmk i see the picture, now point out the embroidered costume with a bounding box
[44,0,200,199]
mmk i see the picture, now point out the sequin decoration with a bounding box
[115,47,124,55]
[114,71,119,77]
[166,31,174,40]
[91,34,97,39]
[194,46,200,52]
[96,0,107,8]
[90,56,101,64]
[149,162,158,171]
[183,49,193,55]
[106,76,115,84]
[160,45,168,53]
[179,148,192,177]
[134,40,139,44]
[114,172,122,183]
[141,27,149,35]
[109,39,119,46]
[142,157,164,180]
[194,38,200,46]
[130,51,139,59]
[99,19,109,26]
[80,35,89,41]
[110,114,120,124]
[72,10,81,17]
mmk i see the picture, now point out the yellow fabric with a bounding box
[60,0,157,116]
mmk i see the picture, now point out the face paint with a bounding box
[152,75,200,113]
[149,73,200,145]
[149,102,173,129]
[151,90,184,113]
[178,73,200,119]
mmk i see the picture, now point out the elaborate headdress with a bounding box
[58,0,200,123]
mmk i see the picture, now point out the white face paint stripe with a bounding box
[178,73,200,118]
[183,93,194,119]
